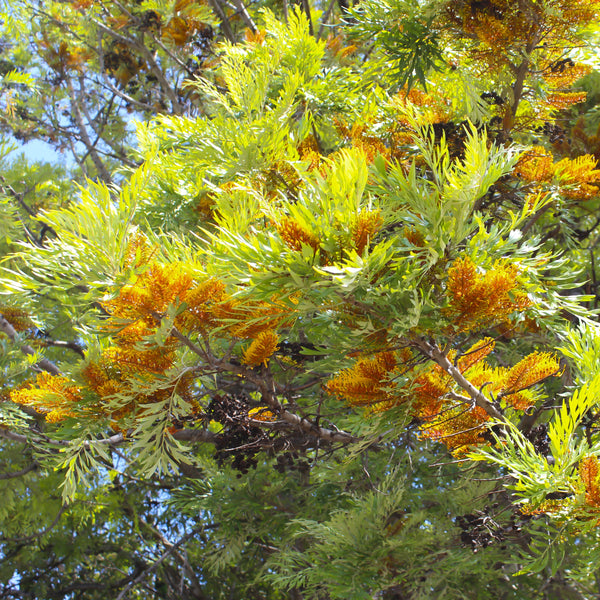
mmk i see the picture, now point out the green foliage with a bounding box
[471,374,600,512]
[349,0,446,90]
[561,323,600,384]
[265,471,408,598]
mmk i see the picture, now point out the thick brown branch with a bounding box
[415,338,505,421]
[38,337,86,359]
[0,314,61,376]
[0,427,35,445]
[0,461,38,479]
[231,0,257,32]
[0,425,124,449]
[499,27,543,143]
[277,410,359,444]
[206,0,236,43]
[301,0,314,36]
[66,79,112,183]
[239,368,360,444]
[172,429,218,443]
[168,325,360,444]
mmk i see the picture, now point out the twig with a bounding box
[65,78,112,182]
[0,504,67,543]
[91,19,184,114]
[0,462,38,480]
[317,0,337,40]
[170,323,361,444]
[172,429,218,443]
[0,314,61,376]
[301,0,314,36]
[115,526,202,600]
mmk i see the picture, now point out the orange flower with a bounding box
[420,404,490,456]
[177,278,227,331]
[213,295,294,339]
[445,256,532,332]
[10,372,81,423]
[82,361,124,400]
[351,210,383,254]
[244,28,266,45]
[81,354,196,428]
[242,330,280,367]
[0,306,33,332]
[195,194,215,220]
[457,338,496,374]
[352,137,390,164]
[542,91,587,112]
[502,389,537,411]
[412,366,451,420]
[122,232,155,270]
[326,351,397,406]
[580,456,600,507]
[404,227,425,247]
[248,406,277,421]
[472,14,511,49]
[104,261,192,322]
[162,16,195,46]
[297,136,322,170]
[514,147,554,183]
[543,61,592,89]
[515,149,600,200]
[554,154,600,199]
[105,343,176,376]
[276,216,320,253]
[325,34,356,58]
[501,352,561,395]
[105,257,227,334]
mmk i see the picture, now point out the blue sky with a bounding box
[14,139,62,164]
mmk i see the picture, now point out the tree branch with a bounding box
[91,19,184,114]
[230,0,257,33]
[38,337,86,359]
[414,338,505,421]
[0,314,61,376]
[205,0,236,43]
[167,325,361,444]
[65,79,112,182]
[317,0,337,40]
[0,462,38,480]
[114,526,203,600]
[0,504,67,543]
[499,26,543,143]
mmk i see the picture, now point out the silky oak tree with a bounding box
[3,1,600,599]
